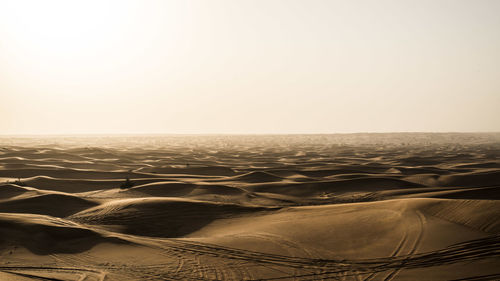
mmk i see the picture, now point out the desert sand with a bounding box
[0,133,499,280]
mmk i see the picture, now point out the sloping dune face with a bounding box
[0,133,499,281]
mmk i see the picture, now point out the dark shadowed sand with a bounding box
[0,133,499,280]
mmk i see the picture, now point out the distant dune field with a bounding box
[0,133,499,281]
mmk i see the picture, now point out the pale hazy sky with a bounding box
[1,0,499,134]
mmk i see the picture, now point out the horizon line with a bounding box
[1,131,500,138]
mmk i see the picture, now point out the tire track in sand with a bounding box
[381,210,426,281]
[362,228,408,281]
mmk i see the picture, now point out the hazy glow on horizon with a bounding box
[1,0,499,134]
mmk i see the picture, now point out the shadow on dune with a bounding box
[0,193,99,217]
[123,181,245,197]
[69,198,277,237]
[0,213,127,255]
[438,170,500,188]
[0,183,30,199]
[246,177,424,197]
[136,165,236,176]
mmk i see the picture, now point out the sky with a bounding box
[0,0,499,135]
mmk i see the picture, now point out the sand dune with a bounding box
[0,184,31,200]
[0,193,99,217]
[438,170,500,187]
[0,133,499,280]
[21,176,172,193]
[70,197,275,237]
[0,213,125,255]
[227,171,286,183]
[136,165,236,176]
[242,177,424,199]
[131,181,245,197]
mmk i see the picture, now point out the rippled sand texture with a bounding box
[0,133,499,281]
